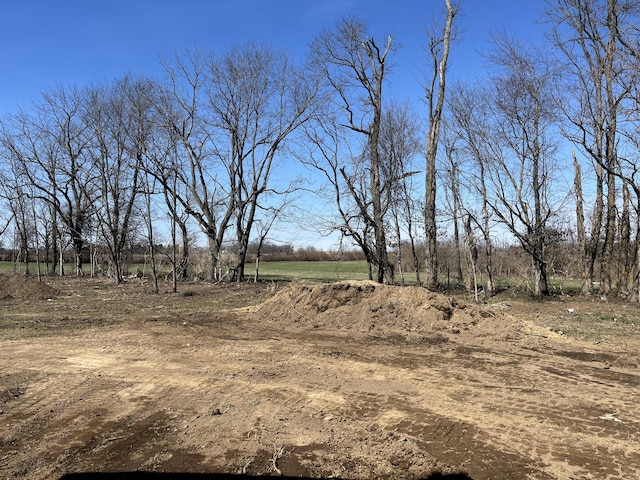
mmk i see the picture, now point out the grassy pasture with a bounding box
[0,259,586,293]
[254,260,373,282]
[0,260,412,283]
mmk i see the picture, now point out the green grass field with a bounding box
[1,260,422,283]
[253,260,371,282]
[0,259,580,291]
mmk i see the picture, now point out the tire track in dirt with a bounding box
[178,326,639,479]
[293,333,640,480]
[1,328,216,478]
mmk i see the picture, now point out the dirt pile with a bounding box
[0,274,60,300]
[256,280,512,340]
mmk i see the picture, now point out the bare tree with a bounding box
[546,0,634,296]
[438,127,464,288]
[617,179,632,295]
[309,16,396,284]
[87,77,154,284]
[606,1,640,300]
[148,129,191,290]
[159,45,316,282]
[300,119,368,272]
[484,35,563,297]
[39,86,96,276]
[252,200,290,283]
[616,82,640,301]
[0,150,32,275]
[139,162,160,293]
[0,87,96,276]
[209,43,318,282]
[448,83,497,296]
[379,101,421,285]
[572,150,590,294]
[463,213,480,301]
[424,0,458,289]
[159,49,229,281]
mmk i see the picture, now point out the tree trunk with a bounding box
[483,230,494,297]
[600,0,620,298]
[207,236,219,282]
[424,162,438,288]
[58,236,65,277]
[178,222,189,280]
[450,161,463,287]
[573,152,592,296]
[148,227,159,295]
[479,165,495,297]
[72,236,84,276]
[634,203,640,303]
[51,212,59,275]
[464,214,479,301]
[601,169,616,297]
[617,181,631,297]
[533,252,549,297]
[171,209,178,293]
[394,208,405,286]
[410,237,422,285]
[424,0,457,289]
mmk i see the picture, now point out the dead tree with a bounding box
[309,16,396,284]
[424,0,458,289]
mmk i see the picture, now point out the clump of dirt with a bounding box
[0,274,60,301]
[257,280,512,340]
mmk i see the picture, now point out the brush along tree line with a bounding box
[1,0,640,301]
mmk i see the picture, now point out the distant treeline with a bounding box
[0,242,366,265]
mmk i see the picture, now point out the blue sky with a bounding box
[1,0,548,115]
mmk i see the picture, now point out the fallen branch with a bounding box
[270,444,286,475]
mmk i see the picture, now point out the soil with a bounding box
[1,275,639,479]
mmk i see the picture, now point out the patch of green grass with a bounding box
[0,261,174,277]
[548,278,583,294]
[251,260,421,284]
[541,310,638,342]
[0,261,63,274]
[252,260,371,282]
[0,260,590,290]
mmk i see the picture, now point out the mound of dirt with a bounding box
[257,280,512,340]
[0,274,60,301]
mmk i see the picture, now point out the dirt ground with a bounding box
[1,274,639,479]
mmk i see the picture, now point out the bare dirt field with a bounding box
[1,274,639,479]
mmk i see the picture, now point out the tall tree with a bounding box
[424,0,458,289]
[547,0,631,296]
[160,45,316,282]
[87,77,155,284]
[379,101,421,285]
[309,16,396,284]
[148,127,191,289]
[159,49,229,281]
[39,86,96,276]
[0,86,96,276]
[209,43,318,282]
[572,150,590,294]
[448,84,496,296]
[617,71,640,301]
[439,127,464,288]
[0,143,32,275]
[485,35,562,297]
